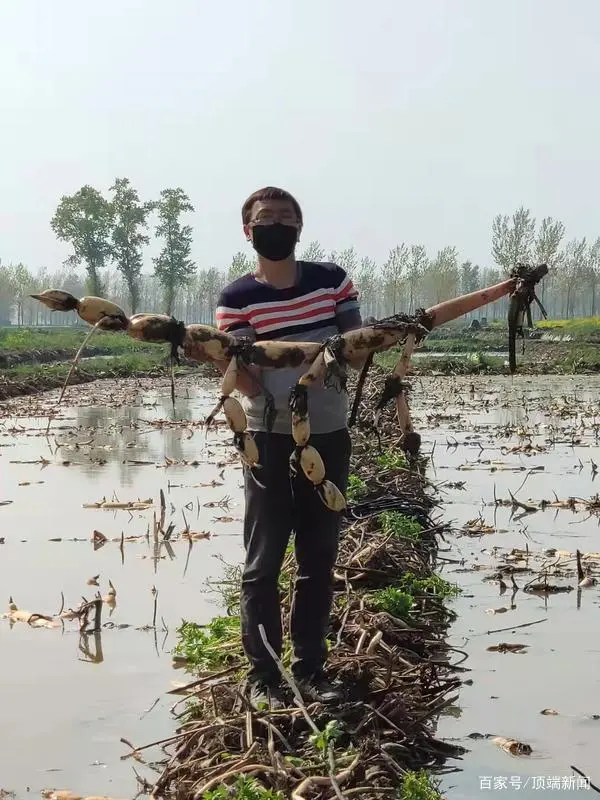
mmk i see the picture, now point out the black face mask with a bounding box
[251,223,297,261]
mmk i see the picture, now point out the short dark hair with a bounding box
[241,186,303,225]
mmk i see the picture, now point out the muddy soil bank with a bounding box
[0,359,218,402]
[0,363,169,401]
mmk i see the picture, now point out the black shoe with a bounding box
[296,670,344,704]
[248,678,286,711]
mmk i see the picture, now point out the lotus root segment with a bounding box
[234,431,260,467]
[208,355,261,468]
[30,290,129,330]
[126,313,186,345]
[289,384,310,446]
[317,479,346,512]
[204,395,248,433]
[288,374,347,512]
[222,397,247,433]
[220,355,239,397]
[287,441,346,512]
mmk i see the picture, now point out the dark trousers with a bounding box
[240,428,351,683]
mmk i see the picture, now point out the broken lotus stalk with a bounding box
[30,264,548,509]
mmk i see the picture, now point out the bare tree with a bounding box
[492,207,536,272]
[382,245,408,314]
[588,238,600,316]
[228,252,255,282]
[561,238,588,318]
[406,245,428,312]
[109,177,154,313]
[332,247,359,276]
[299,240,325,261]
[354,257,378,318]
[153,188,195,315]
[534,216,565,312]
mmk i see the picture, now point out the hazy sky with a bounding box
[2,0,600,276]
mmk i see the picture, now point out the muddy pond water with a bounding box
[1,373,599,798]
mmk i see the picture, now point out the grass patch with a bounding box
[173,616,242,671]
[399,770,444,800]
[378,511,423,541]
[347,473,368,502]
[419,335,506,353]
[397,571,460,599]
[376,448,407,470]
[201,777,285,799]
[467,351,502,368]
[278,540,295,594]
[2,352,168,381]
[309,719,343,755]
[369,586,414,619]
[375,349,409,371]
[414,353,505,374]
[556,344,600,372]
[0,326,158,353]
[375,348,505,375]
[209,555,243,614]
[536,316,600,339]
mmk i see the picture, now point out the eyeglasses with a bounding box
[249,211,300,227]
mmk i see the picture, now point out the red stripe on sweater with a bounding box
[334,280,356,301]
[244,291,336,315]
[251,307,336,331]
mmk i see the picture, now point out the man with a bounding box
[215,186,362,710]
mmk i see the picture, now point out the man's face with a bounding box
[244,199,302,243]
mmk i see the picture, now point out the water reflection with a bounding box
[68,393,205,487]
[419,374,600,799]
[79,630,104,664]
[0,376,249,798]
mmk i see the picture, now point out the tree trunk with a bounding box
[127,278,139,314]
[165,283,175,316]
[86,262,102,297]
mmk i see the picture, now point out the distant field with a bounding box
[535,316,600,337]
[3,351,164,380]
[0,326,155,353]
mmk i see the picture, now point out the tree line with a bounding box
[1,183,599,327]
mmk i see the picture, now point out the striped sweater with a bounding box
[216,261,362,434]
